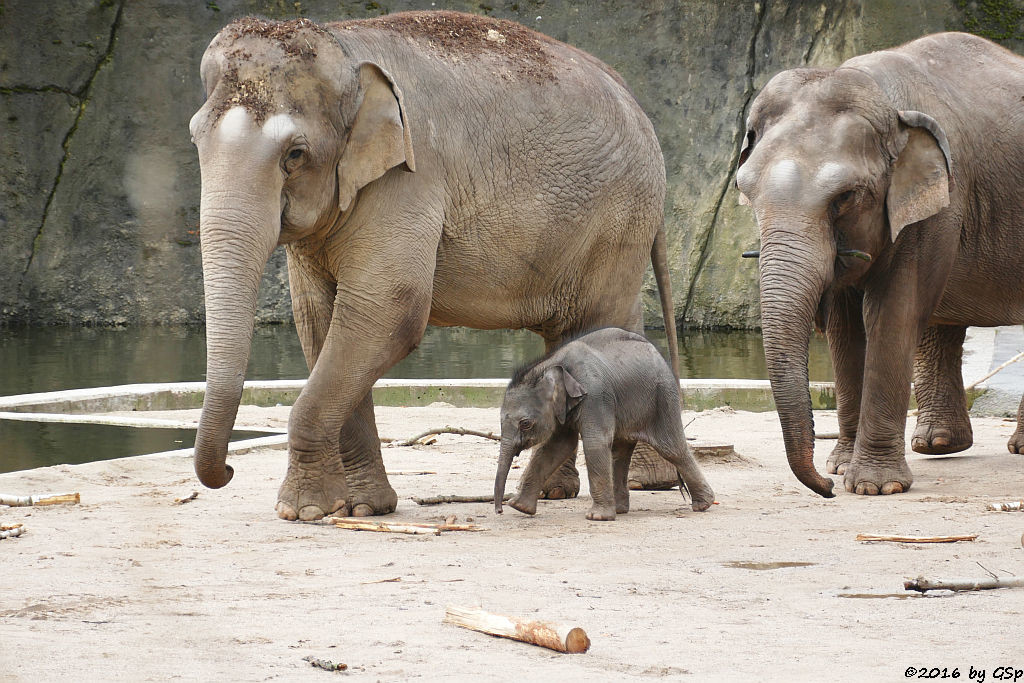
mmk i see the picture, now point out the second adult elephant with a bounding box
[189,12,678,520]
[736,32,1024,497]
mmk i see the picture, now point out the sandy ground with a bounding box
[1,404,1023,682]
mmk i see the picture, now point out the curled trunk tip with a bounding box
[196,462,235,489]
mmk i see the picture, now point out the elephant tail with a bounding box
[651,225,679,379]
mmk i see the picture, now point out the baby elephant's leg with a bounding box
[650,421,715,511]
[510,426,578,515]
[582,434,618,521]
[612,441,636,514]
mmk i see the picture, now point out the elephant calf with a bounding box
[495,328,715,521]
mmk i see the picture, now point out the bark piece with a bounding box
[413,494,510,506]
[904,576,1024,593]
[0,493,80,507]
[174,491,199,505]
[856,534,977,543]
[443,605,590,654]
[302,656,347,672]
[0,524,25,539]
[986,501,1024,512]
[399,427,500,446]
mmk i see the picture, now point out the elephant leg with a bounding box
[538,336,582,500]
[581,433,617,521]
[911,324,973,455]
[511,425,579,515]
[1008,393,1024,454]
[612,440,635,514]
[646,400,715,511]
[337,393,397,517]
[824,290,865,476]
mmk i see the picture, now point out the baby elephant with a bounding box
[495,328,715,521]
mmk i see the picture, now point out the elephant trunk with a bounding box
[494,438,521,513]
[759,225,836,498]
[193,191,280,489]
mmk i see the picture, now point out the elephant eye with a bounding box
[519,419,535,431]
[830,189,857,216]
[283,147,306,173]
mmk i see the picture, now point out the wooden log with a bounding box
[904,575,1024,593]
[986,501,1024,512]
[0,493,80,507]
[399,426,500,446]
[0,524,25,540]
[413,494,510,506]
[856,533,977,543]
[444,605,590,654]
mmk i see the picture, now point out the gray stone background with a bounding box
[1,0,1020,327]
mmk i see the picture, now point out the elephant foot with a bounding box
[1007,426,1024,454]
[826,437,855,475]
[508,495,537,516]
[687,487,715,512]
[911,413,972,455]
[541,467,580,500]
[344,480,398,517]
[626,442,679,490]
[586,504,616,521]
[615,498,630,515]
[275,454,350,521]
[842,458,913,495]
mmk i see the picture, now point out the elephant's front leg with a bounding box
[912,324,973,454]
[338,393,397,517]
[824,290,866,476]
[1008,393,1024,454]
[510,426,579,515]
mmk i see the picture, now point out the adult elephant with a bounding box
[735,32,1024,497]
[189,12,679,520]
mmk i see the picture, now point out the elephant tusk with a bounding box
[838,249,872,262]
[741,250,760,258]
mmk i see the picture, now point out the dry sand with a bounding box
[1,404,1022,681]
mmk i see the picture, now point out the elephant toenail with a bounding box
[932,436,950,447]
[276,502,299,521]
[546,487,566,500]
[836,464,847,475]
[881,481,904,495]
[351,504,374,517]
[856,482,879,495]
[298,505,327,521]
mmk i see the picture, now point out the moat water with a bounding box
[0,325,832,473]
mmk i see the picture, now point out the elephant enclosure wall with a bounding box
[0,0,1013,326]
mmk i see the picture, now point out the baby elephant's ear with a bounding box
[554,366,586,424]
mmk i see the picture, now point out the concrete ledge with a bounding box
[0,378,998,416]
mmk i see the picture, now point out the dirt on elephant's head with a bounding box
[225,16,328,60]
[335,11,556,83]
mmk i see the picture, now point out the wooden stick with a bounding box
[0,493,80,507]
[327,518,486,535]
[174,491,199,505]
[400,426,500,446]
[302,656,347,672]
[387,471,437,476]
[905,575,1024,593]
[444,605,590,654]
[0,524,25,539]
[986,501,1024,512]
[966,349,1024,392]
[413,494,510,506]
[856,533,977,543]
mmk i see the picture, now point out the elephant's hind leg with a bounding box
[1007,393,1024,454]
[912,325,973,455]
[338,393,398,516]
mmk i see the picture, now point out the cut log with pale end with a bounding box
[413,494,510,506]
[856,533,977,543]
[444,605,590,654]
[327,517,486,535]
[904,575,1024,593]
[986,501,1024,512]
[0,524,25,539]
[0,493,80,507]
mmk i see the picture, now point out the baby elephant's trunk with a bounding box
[494,439,520,513]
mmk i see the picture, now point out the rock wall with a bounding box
[0,0,1010,326]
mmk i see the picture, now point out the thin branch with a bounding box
[399,426,500,446]
[413,494,509,506]
[905,575,1024,593]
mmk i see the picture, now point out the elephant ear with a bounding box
[886,110,952,242]
[736,129,756,206]
[337,62,416,212]
[548,366,586,424]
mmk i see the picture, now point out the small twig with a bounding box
[986,501,1024,512]
[1,524,25,540]
[399,426,500,446]
[857,533,977,543]
[815,432,839,440]
[976,562,999,580]
[303,655,347,672]
[444,605,590,654]
[361,577,402,584]
[965,349,1024,392]
[173,491,199,505]
[904,575,1024,593]
[387,471,437,476]
[0,493,80,507]
[413,494,510,506]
